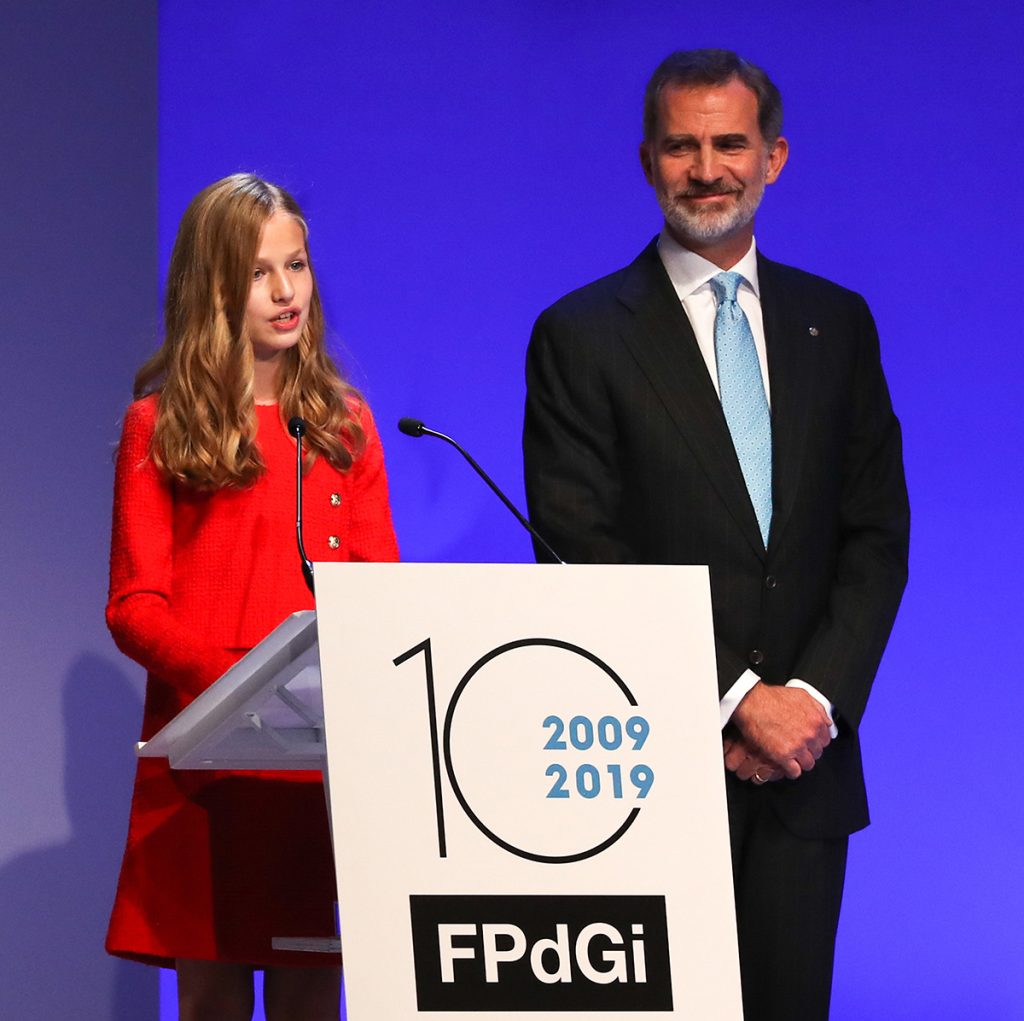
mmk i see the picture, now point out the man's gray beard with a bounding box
[658,181,764,245]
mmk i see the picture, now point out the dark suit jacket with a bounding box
[523,238,909,840]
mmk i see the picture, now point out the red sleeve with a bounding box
[345,401,400,563]
[105,399,237,697]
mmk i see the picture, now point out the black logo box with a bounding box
[409,893,673,1012]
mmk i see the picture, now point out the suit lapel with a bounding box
[758,254,812,551]
[617,241,767,559]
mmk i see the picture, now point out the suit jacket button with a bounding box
[330,493,341,506]
[764,575,777,589]
[749,649,764,666]
[328,535,340,549]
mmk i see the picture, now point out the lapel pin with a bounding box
[808,326,819,336]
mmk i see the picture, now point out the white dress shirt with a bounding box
[656,231,838,738]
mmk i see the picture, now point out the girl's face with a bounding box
[244,210,313,365]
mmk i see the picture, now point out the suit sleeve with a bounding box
[344,402,400,563]
[105,401,238,697]
[523,308,638,565]
[793,296,910,728]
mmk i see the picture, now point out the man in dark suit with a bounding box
[523,49,909,1020]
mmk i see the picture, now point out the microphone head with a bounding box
[288,416,307,438]
[398,417,426,437]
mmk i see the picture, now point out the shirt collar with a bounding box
[657,230,760,300]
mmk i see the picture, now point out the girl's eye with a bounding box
[253,268,264,280]
[289,260,306,271]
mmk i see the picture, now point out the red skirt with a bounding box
[106,757,339,968]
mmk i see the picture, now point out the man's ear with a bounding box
[639,141,654,185]
[765,135,788,184]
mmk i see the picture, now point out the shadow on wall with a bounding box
[0,653,158,1020]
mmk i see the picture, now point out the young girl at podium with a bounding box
[105,174,399,1019]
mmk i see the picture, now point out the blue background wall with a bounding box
[0,2,160,1017]
[2,1,1021,1018]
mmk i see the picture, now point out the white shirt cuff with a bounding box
[719,669,760,729]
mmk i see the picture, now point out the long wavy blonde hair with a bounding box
[134,173,364,489]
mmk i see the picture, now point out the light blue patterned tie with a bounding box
[710,271,772,547]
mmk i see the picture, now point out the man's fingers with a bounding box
[794,747,816,772]
[743,761,782,783]
[724,715,827,782]
[781,758,803,780]
[751,764,783,784]
[735,756,762,781]
[734,750,781,783]
[724,742,748,772]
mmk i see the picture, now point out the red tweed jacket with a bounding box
[107,395,400,737]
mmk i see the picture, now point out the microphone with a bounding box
[397,417,564,564]
[287,417,315,594]
[397,417,426,437]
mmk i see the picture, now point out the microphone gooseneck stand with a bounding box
[288,416,316,594]
[397,416,564,564]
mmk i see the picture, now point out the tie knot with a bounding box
[710,271,744,304]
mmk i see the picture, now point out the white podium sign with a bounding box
[315,562,742,1020]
